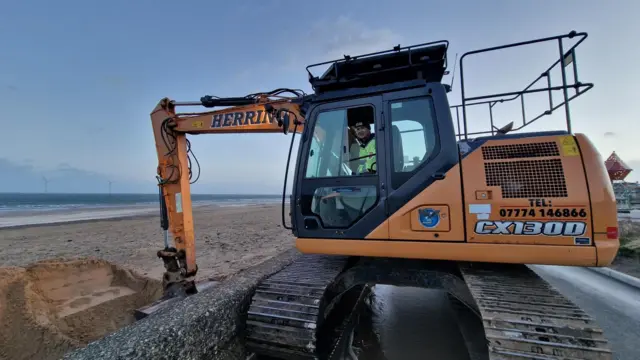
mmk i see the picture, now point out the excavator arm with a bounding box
[149,88,308,296]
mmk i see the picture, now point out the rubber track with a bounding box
[245,254,350,360]
[459,264,613,360]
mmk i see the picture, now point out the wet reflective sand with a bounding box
[353,285,476,360]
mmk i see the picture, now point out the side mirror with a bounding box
[496,121,514,135]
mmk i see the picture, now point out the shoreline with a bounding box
[0,202,282,230]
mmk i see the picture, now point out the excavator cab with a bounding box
[289,40,458,239]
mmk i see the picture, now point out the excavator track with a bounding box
[459,264,613,360]
[245,254,355,360]
[244,255,614,360]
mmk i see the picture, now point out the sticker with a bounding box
[192,120,204,129]
[559,136,579,156]
[175,193,183,213]
[574,237,591,245]
[474,220,586,236]
[499,207,587,218]
[419,208,441,229]
[332,187,360,193]
[469,204,491,220]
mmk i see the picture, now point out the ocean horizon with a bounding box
[0,192,285,213]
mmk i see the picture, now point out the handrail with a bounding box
[453,30,592,141]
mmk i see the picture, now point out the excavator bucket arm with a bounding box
[149,90,308,296]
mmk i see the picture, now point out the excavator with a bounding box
[149,30,619,359]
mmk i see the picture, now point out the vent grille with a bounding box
[484,159,568,198]
[482,142,560,160]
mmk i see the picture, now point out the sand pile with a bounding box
[0,258,162,360]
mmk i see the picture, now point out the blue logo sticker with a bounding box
[419,208,441,229]
[574,237,590,245]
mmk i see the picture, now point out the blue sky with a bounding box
[1,0,639,194]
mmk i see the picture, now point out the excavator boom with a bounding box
[150,89,307,295]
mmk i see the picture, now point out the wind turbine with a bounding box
[42,176,50,193]
[108,180,114,195]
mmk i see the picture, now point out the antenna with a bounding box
[42,176,49,193]
[448,52,458,91]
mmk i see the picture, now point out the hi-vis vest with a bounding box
[357,138,376,174]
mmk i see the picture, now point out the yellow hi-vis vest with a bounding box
[357,138,376,174]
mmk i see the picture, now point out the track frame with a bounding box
[244,254,613,360]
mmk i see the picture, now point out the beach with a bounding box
[0,203,295,360]
[0,203,294,281]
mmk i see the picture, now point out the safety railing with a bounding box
[451,31,593,141]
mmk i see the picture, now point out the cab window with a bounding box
[390,97,437,188]
[304,105,376,178]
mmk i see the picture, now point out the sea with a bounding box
[0,193,284,228]
[0,193,282,213]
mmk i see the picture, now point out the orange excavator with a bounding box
[150,31,619,359]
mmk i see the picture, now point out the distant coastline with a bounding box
[0,192,283,213]
[0,192,287,228]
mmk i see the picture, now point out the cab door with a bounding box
[292,95,390,240]
[381,84,462,241]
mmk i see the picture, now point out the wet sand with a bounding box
[0,204,295,281]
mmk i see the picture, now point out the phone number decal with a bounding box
[499,208,587,218]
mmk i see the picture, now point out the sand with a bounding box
[0,204,294,281]
[0,204,294,360]
[0,259,162,360]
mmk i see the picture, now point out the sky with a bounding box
[1,0,639,194]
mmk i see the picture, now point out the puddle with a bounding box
[352,285,478,360]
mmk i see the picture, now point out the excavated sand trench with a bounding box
[0,258,162,360]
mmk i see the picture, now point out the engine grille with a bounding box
[484,158,568,199]
[482,142,560,160]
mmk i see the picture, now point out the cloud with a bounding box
[0,158,283,194]
[311,16,404,60]
[101,75,129,88]
[56,162,73,170]
[280,16,404,73]
[604,131,616,138]
[0,158,154,193]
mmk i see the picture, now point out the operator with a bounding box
[353,121,376,174]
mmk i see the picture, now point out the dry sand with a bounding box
[0,204,294,360]
[0,204,294,281]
